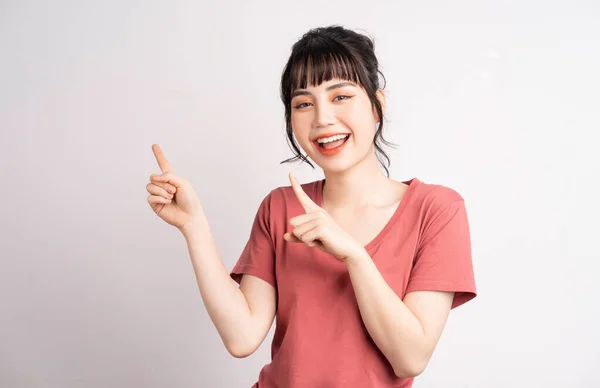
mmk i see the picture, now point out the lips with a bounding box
[313,133,351,157]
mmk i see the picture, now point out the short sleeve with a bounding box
[406,199,476,309]
[230,191,277,289]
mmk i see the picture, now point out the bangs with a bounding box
[286,43,364,93]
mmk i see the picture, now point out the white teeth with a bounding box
[316,134,350,144]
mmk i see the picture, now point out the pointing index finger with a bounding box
[152,144,173,173]
[289,172,320,213]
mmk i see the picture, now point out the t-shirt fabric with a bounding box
[230,177,477,388]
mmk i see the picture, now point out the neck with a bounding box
[322,154,392,208]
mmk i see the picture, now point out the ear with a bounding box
[374,89,386,122]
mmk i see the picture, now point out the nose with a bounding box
[313,102,336,129]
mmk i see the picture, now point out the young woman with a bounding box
[147,25,476,388]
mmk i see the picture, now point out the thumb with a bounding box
[151,171,186,188]
[284,232,302,243]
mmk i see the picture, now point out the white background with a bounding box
[1,0,599,387]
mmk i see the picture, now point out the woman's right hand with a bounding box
[147,144,204,231]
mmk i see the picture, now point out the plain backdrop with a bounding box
[1,0,599,387]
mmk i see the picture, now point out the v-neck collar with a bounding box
[314,177,420,253]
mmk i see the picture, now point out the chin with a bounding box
[320,152,375,175]
[315,156,358,175]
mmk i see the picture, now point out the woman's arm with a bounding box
[346,249,454,378]
[182,218,277,358]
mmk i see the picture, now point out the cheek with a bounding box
[342,97,376,124]
[290,114,312,146]
[342,109,377,140]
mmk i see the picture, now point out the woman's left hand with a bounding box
[284,172,365,262]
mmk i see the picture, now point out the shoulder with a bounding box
[413,178,466,211]
[409,178,468,232]
[410,179,471,245]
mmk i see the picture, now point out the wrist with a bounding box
[345,247,371,267]
[180,216,209,239]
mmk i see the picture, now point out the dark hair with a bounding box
[279,25,396,177]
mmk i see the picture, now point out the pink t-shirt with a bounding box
[230,177,476,387]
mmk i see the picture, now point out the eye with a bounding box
[293,102,312,109]
[333,95,353,102]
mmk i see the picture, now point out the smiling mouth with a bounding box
[315,134,351,149]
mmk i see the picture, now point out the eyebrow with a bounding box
[291,82,357,98]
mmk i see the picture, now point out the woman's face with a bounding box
[290,78,385,173]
